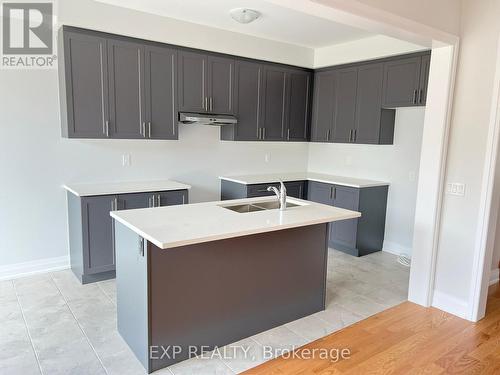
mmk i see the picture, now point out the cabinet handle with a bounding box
[418,89,423,104]
[333,187,337,200]
[262,128,266,140]
[141,122,146,138]
[139,237,144,257]
[111,197,118,211]
[287,128,290,140]
[413,89,418,104]
[353,129,357,143]
[210,97,213,111]
[182,194,185,204]
[157,194,161,207]
[148,122,152,138]
[204,97,208,111]
[330,187,333,199]
[326,129,330,141]
[349,129,352,142]
[105,120,110,137]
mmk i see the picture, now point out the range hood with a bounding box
[179,112,237,126]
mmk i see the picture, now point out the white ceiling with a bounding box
[94,0,373,48]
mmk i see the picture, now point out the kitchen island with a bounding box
[110,196,360,373]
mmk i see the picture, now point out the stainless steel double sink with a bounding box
[221,200,300,213]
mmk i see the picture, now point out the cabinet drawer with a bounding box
[247,183,278,197]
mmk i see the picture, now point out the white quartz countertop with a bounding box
[110,196,361,250]
[63,180,191,197]
[219,172,389,188]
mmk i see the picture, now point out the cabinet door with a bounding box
[286,71,311,141]
[82,195,116,274]
[333,67,357,143]
[307,181,333,205]
[284,181,306,199]
[311,70,336,142]
[178,51,207,113]
[354,63,384,144]
[418,54,431,106]
[331,186,360,249]
[382,56,421,107]
[62,31,109,138]
[118,192,155,210]
[233,61,262,141]
[261,67,287,141]
[107,38,145,139]
[157,190,188,206]
[207,56,234,114]
[144,46,178,139]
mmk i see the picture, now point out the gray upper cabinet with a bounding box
[144,46,178,139]
[107,38,145,139]
[178,51,234,114]
[311,70,336,142]
[221,60,262,141]
[418,54,431,106]
[178,51,206,113]
[354,63,385,144]
[286,71,311,141]
[260,66,287,141]
[207,56,234,114]
[60,30,109,138]
[332,67,357,143]
[382,53,430,107]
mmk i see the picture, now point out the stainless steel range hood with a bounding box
[179,112,237,126]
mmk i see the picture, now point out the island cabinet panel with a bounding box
[107,38,145,139]
[307,181,388,256]
[115,223,329,372]
[60,30,109,138]
[67,189,189,284]
[220,180,307,200]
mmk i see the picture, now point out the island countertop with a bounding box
[110,196,361,249]
[63,179,191,197]
[219,172,389,188]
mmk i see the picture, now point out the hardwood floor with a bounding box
[243,284,500,374]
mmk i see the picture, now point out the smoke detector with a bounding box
[229,8,261,24]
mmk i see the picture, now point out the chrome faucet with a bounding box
[267,180,287,210]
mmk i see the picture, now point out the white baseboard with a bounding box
[0,256,70,281]
[382,241,412,257]
[490,268,500,286]
[432,290,469,319]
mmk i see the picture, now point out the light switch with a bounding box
[446,182,465,196]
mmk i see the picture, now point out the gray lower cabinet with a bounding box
[221,180,307,200]
[307,181,388,256]
[68,189,188,284]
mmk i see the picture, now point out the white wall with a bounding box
[314,35,426,68]
[432,0,500,304]
[308,108,425,255]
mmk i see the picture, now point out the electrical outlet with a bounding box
[122,154,131,167]
[265,153,270,163]
[446,182,465,196]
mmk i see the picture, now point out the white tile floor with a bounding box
[0,249,409,375]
